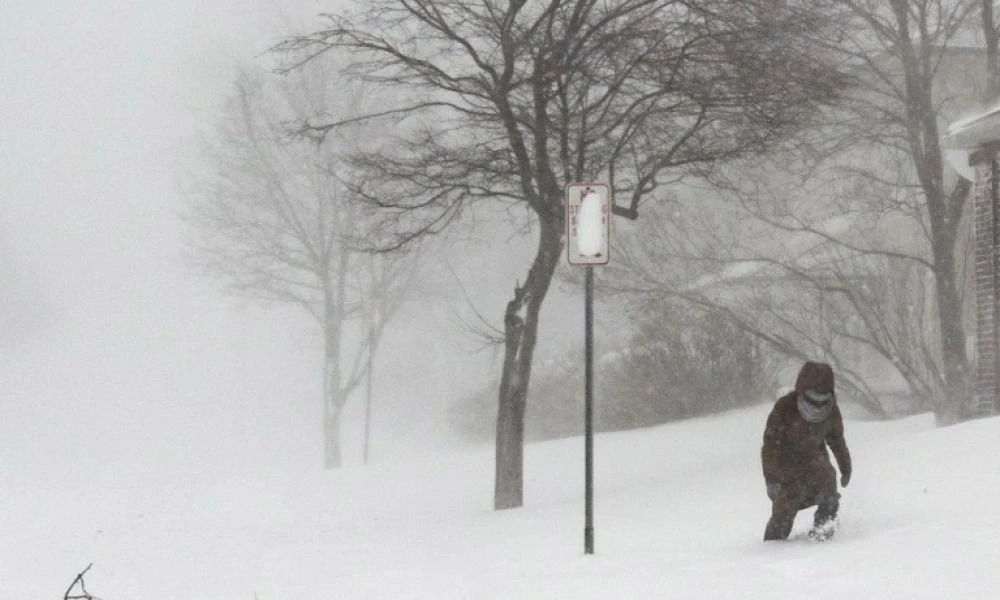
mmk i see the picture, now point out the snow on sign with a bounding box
[566,182,611,265]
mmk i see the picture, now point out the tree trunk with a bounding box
[932,241,970,425]
[324,390,343,468]
[323,329,344,468]
[322,249,349,469]
[887,8,972,424]
[984,0,1000,100]
[494,213,564,510]
[363,321,375,465]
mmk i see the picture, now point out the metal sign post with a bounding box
[583,264,595,554]
[566,182,610,555]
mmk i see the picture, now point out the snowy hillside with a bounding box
[4,405,999,599]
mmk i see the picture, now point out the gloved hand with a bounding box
[766,482,780,501]
[841,472,851,488]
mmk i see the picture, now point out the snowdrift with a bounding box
[3,405,998,599]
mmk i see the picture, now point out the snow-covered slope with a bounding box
[3,405,998,599]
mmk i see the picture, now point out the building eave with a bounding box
[945,106,1000,149]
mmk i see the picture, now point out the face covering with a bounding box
[804,389,832,404]
[798,389,834,423]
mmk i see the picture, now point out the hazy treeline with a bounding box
[451,302,774,442]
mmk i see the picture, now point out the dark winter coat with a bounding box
[761,362,852,504]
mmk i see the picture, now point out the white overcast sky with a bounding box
[1,1,287,293]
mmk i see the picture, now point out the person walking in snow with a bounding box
[761,361,852,541]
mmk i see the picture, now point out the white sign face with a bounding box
[566,182,611,265]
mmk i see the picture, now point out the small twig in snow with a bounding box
[64,563,103,600]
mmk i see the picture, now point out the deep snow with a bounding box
[3,405,998,599]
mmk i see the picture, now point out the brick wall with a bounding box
[973,153,1000,417]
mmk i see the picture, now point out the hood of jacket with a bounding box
[795,361,834,394]
[795,361,836,423]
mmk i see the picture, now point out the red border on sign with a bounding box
[565,182,611,266]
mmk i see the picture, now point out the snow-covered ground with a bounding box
[3,404,998,599]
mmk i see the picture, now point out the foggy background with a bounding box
[0,0,586,480]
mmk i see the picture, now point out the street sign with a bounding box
[565,182,611,555]
[566,183,610,265]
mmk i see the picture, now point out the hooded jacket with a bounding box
[761,362,852,489]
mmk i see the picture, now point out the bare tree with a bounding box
[608,0,995,423]
[749,0,985,422]
[273,0,848,508]
[604,196,887,416]
[609,187,952,418]
[725,156,970,419]
[185,65,417,468]
[824,0,982,423]
[983,0,1000,97]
